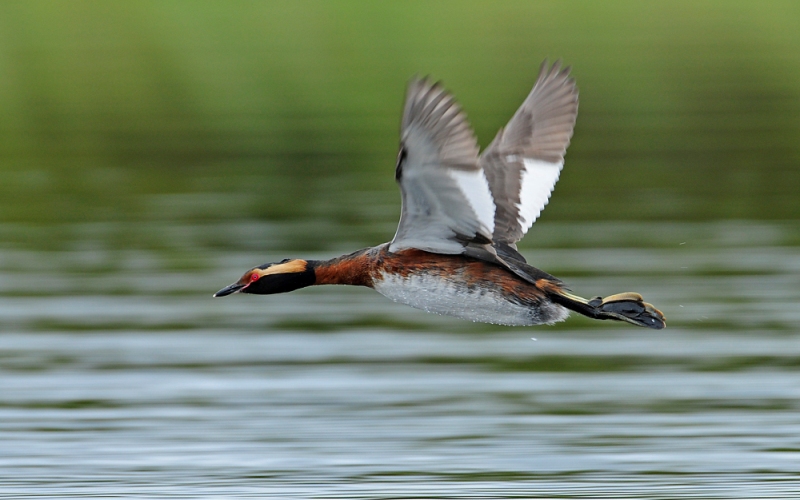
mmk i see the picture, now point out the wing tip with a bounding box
[535,58,577,92]
[400,72,480,167]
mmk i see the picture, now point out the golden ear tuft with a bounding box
[255,259,308,278]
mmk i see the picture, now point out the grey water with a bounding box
[2,220,799,498]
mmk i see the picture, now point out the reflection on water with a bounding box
[2,221,799,498]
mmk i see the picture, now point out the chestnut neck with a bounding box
[311,248,376,288]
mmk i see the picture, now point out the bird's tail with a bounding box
[549,290,666,329]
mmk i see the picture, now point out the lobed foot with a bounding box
[589,292,666,330]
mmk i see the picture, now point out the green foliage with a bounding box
[1,1,799,249]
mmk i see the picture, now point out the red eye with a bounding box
[250,274,259,283]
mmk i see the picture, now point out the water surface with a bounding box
[2,221,799,498]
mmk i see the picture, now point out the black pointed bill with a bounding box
[214,282,245,297]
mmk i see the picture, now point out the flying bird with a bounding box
[215,61,665,329]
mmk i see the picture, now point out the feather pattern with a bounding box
[391,61,577,257]
[390,78,495,254]
[481,60,578,247]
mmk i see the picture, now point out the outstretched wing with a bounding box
[390,78,496,255]
[480,60,578,248]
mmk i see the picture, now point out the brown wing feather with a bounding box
[481,60,579,246]
[396,78,480,180]
[391,77,496,255]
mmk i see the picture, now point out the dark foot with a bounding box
[589,292,666,330]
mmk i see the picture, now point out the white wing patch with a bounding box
[448,169,496,236]
[517,158,563,229]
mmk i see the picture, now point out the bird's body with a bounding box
[215,61,666,330]
[312,245,569,326]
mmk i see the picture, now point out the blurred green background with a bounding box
[1,0,798,254]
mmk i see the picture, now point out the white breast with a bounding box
[372,271,568,326]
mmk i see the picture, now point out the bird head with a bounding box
[214,259,316,297]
